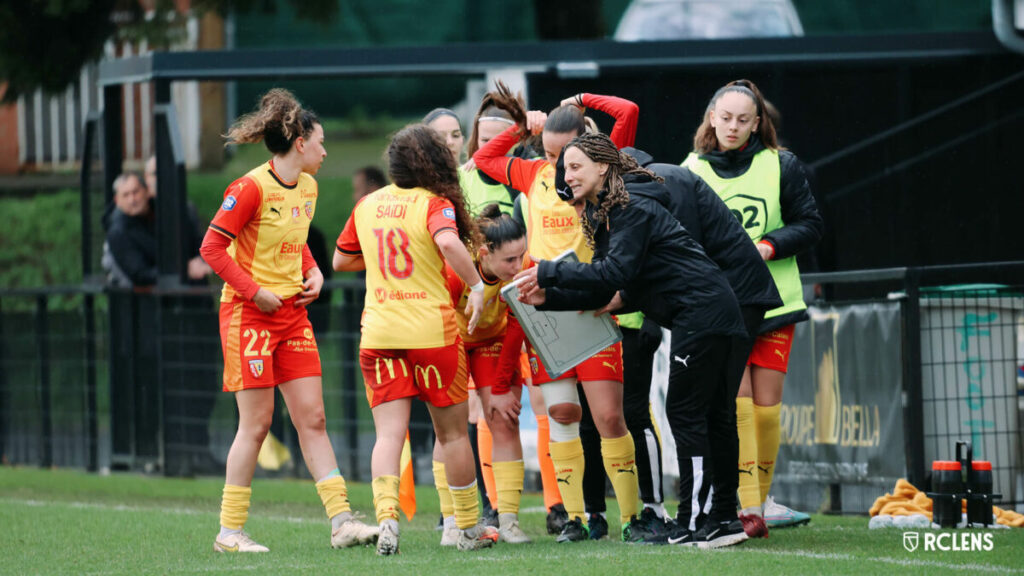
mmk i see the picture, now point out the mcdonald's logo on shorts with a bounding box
[415,364,444,390]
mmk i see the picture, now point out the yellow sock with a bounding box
[601,433,640,525]
[754,401,782,503]
[372,475,400,524]
[548,437,587,526]
[315,476,352,519]
[449,481,481,529]
[493,460,525,516]
[736,396,761,510]
[220,484,252,530]
[432,460,455,519]
[535,415,562,512]
[477,418,497,510]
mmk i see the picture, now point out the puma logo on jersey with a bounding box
[673,354,691,367]
[269,206,282,218]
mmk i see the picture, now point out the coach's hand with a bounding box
[295,267,324,307]
[489,391,521,426]
[466,289,484,334]
[253,288,283,314]
[594,291,623,316]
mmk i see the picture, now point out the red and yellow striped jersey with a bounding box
[337,185,460,349]
[445,258,525,344]
[209,160,318,303]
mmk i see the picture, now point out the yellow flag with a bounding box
[399,431,416,520]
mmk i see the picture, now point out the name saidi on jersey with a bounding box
[377,204,407,219]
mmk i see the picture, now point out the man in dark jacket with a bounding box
[106,173,157,287]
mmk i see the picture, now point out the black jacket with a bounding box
[106,208,157,286]
[535,173,746,347]
[696,136,824,332]
[623,147,782,313]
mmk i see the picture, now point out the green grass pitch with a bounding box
[1,467,1022,575]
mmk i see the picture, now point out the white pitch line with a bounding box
[6,499,1021,575]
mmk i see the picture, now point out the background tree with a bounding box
[0,0,338,104]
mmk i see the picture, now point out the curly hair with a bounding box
[225,88,319,154]
[387,124,480,249]
[692,79,779,155]
[564,132,662,248]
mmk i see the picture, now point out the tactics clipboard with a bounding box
[501,250,622,379]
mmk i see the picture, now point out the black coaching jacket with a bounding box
[622,147,782,313]
[535,173,746,347]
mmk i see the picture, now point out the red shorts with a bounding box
[747,324,796,373]
[465,337,522,391]
[360,340,469,409]
[527,342,623,386]
[219,297,321,392]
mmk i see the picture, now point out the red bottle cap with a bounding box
[932,461,961,471]
[971,461,992,471]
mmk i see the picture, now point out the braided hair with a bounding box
[564,132,662,248]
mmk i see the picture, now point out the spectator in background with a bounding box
[352,165,387,203]
[105,173,157,287]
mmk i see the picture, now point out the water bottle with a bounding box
[930,460,962,528]
[967,461,994,527]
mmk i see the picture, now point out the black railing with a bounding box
[2,265,1022,511]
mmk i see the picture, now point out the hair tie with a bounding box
[478,116,515,125]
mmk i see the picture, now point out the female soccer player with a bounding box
[473,83,641,543]
[334,124,497,555]
[441,203,533,545]
[424,107,500,528]
[200,88,377,553]
[683,79,823,533]
[516,132,750,549]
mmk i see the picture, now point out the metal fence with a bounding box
[2,264,1022,511]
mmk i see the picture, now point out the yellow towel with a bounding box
[870,478,1023,528]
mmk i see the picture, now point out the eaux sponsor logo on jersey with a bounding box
[248,359,264,378]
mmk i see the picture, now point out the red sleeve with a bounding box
[427,196,458,239]
[209,176,261,239]
[581,93,639,149]
[445,263,466,307]
[472,125,544,195]
[493,315,525,395]
[199,228,261,300]
[302,244,317,274]
[336,201,364,255]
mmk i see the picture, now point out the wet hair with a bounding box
[692,79,779,154]
[564,132,661,248]
[485,81,530,140]
[544,104,588,136]
[387,124,480,249]
[476,203,525,251]
[466,96,516,158]
[226,88,320,155]
[355,165,387,189]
